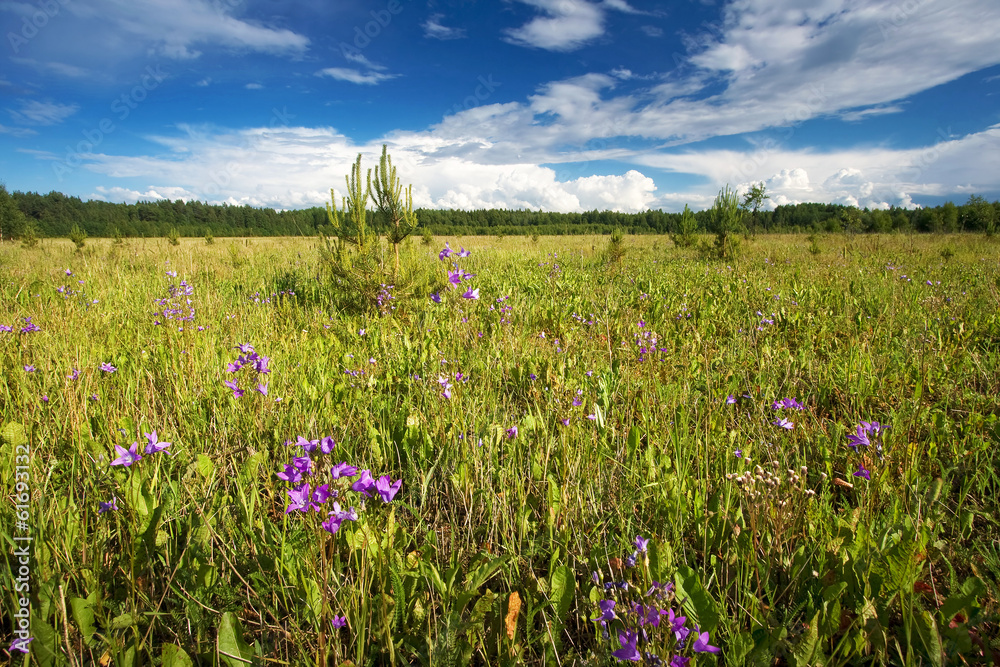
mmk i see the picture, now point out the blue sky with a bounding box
[2,0,999,213]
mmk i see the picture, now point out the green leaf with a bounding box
[913,610,943,667]
[1,421,28,448]
[69,595,97,646]
[465,554,510,592]
[197,453,214,479]
[161,644,195,667]
[673,565,719,634]
[940,576,985,621]
[420,560,448,596]
[110,612,139,630]
[626,425,641,457]
[549,565,575,626]
[217,611,254,667]
[789,612,823,667]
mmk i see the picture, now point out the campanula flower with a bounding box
[375,475,402,502]
[110,442,142,467]
[143,431,171,454]
[330,462,359,479]
[692,628,721,654]
[98,498,118,514]
[351,469,376,496]
[611,630,641,661]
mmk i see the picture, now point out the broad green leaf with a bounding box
[549,565,575,625]
[1,421,28,448]
[161,644,195,667]
[69,594,97,646]
[673,565,719,634]
[789,612,822,667]
[197,453,214,478]
[913,610,943,667]
[217,611,254,667]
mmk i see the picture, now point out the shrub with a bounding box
[670,204,698,248]
[69,224,87,251]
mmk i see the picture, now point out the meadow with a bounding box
[2,232,999,666]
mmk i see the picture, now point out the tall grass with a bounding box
[1,234,998,665]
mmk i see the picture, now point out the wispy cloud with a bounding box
[2,0,309,67]
[839,105,905,122]
[0,124,38,137]
[316,68,396,85]
[423,14,466,40]
[9,57,92,79]
[7,100,79,125]
[245,83,264,90]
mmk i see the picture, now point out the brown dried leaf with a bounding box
[505,591,521,640]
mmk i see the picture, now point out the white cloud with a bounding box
[92,185,201,203]
[9,57,92,79]
[504,0,607,51]
[2,0,308,68]
[839,105,905,122]
[245,83,263,90]
[0,124,37,137]
[316,68,396,85]
[423,14,466,40]
[7,99,79,125]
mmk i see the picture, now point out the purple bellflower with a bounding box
[375,475,402,502]
[143,431,171,455]
[111,442,142,467]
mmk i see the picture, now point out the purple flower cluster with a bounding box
[18,317,41,334]
[846,420,887,482]
[770,396,805,430]
[434,243,479,301]
[633,322,667,363]
[593,536,720,664]
[110,430,173,468]
[153,276,196,329]
[223,343,270,398]
[376,283,396,315]
[276,434,402,535]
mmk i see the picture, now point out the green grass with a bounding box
[2,233,999,666]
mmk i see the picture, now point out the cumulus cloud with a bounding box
[70,124,658,212]
[503,0,608,51]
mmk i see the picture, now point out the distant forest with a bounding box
[1,186,998,240]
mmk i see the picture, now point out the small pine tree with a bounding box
[166,227,181,246]
[709,185,743,260]
[670,204,698,248]
[20,220,39,248]
[69,224,87,251]
[205,228,215,245]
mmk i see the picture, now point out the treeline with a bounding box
[1,186,998,240]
